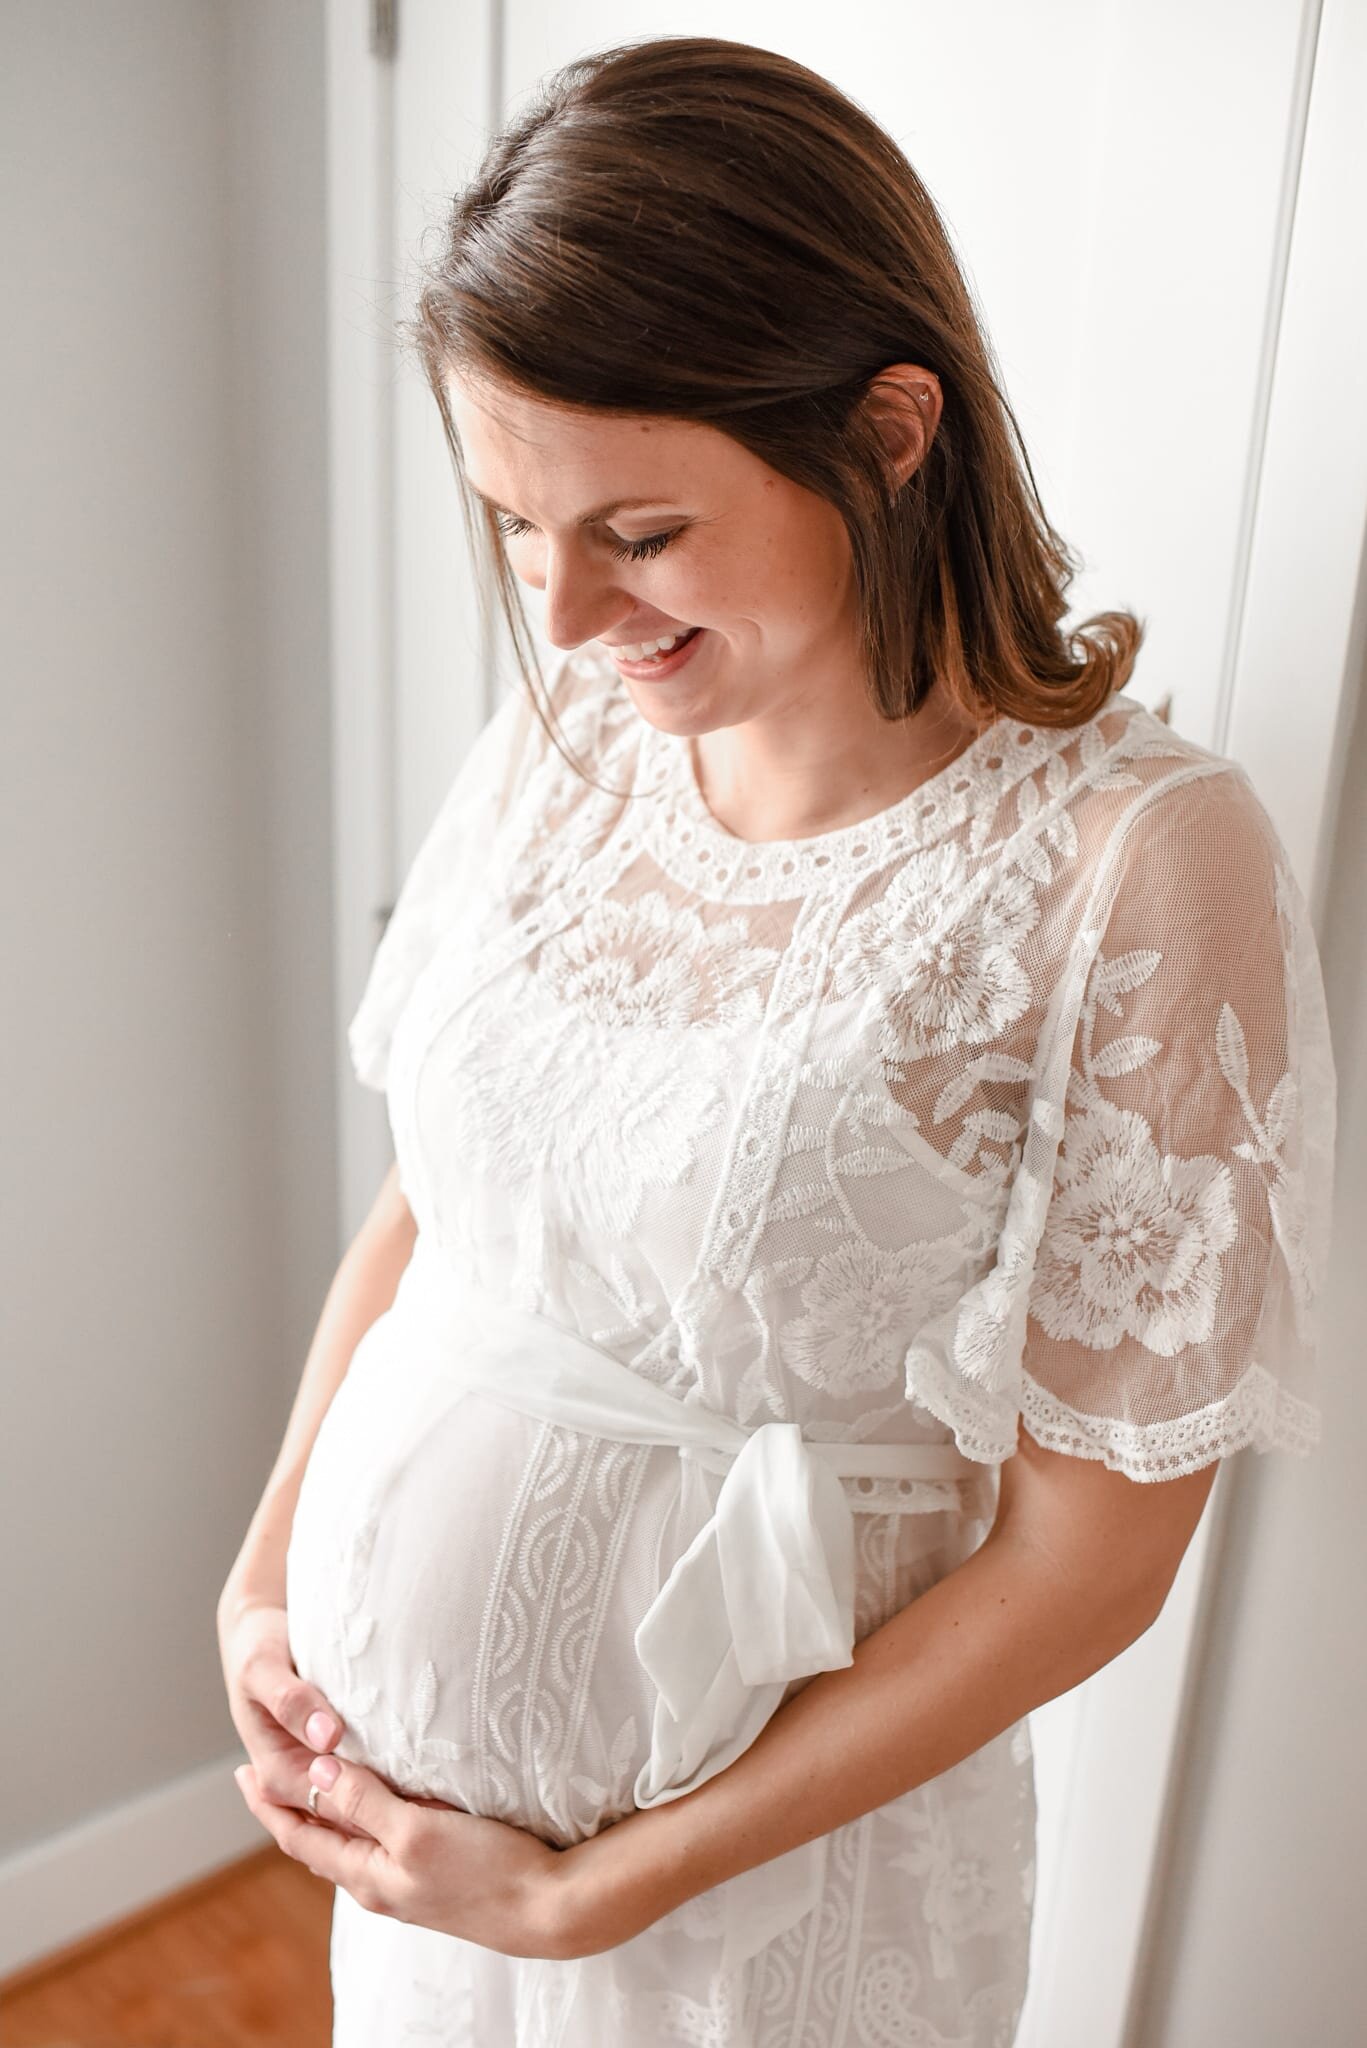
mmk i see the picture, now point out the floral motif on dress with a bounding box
[1026,940,1234,1360]
[778,1234,967,1395]
[1028,1101,1237,1354]
[830,843,1040,1063]
[434,984,732,1241]
[539,890,778,1029]
[425,890,779,1247]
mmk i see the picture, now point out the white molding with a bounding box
[1222,0,1367,923]
[0,1754,260,1982]
[326,0,503,1245]
[390,0,501,840]
[326,0,399,1247]
[1210,0,1326,761]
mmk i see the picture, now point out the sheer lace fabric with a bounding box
[286,648,1334,2047]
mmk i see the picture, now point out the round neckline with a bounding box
[673,718,1015,855]
[630,696,1115,902]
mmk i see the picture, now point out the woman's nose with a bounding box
[539,542,627,652]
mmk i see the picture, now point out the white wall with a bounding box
[0,0,334,1878]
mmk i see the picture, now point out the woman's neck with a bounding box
[689,677,987,843]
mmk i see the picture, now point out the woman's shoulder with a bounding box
[1022,688,1290,911]
[1084,695,1290,891]
[1047,698,1320,1071]
[1049,686,1249,801]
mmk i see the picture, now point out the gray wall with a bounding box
[0,0,336,1859]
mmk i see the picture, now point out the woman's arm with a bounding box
[555,1425,1217,1953]
[217,1160,418,1621]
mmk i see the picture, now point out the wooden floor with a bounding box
[0,1848,334,2047]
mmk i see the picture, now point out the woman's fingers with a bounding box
[223,1602,352,1817]
[234,1765,391,1906]
[265,1668,344,1754]
[241,1613,345,1753]
[305,1754,412,1848]
[242,1718,355,1819]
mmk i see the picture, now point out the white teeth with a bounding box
[614,628,693,661]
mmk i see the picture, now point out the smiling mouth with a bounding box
[603,626,699,662]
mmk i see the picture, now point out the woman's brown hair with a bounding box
[403,33,1142,763]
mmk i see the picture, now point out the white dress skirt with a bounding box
[285,649,1334,2046]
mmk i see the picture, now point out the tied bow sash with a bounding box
[397,1235,981,1971]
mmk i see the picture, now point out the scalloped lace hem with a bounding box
[1018,1364,1321,1482]
[904,1345,1020,1467]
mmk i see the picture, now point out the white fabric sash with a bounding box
[398,1235,981,1969]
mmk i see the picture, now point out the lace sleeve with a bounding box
[346,679,537,1094]
[1018,766,1337,1481]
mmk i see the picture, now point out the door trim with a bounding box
[326,0,399,1242]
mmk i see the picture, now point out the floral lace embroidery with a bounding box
[540,890,780,1029]
[778,1234,970,1395]
[1029,1101,1237,1355]
[294,1495,476,1801]
[831,843,1040,1064]
[426,978,736,1246]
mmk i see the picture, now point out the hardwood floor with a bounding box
[0,1848,334,2046]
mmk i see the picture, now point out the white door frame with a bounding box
[323,6,1365,2040]
[326,0,400,1244]
[328,0,500,1245]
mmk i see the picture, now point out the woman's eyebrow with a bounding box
[468,485,677,525]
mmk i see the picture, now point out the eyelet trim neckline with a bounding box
[638,703,1088,899]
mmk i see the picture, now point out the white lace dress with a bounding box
[285,648,1335,2048]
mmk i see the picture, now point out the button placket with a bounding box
[698,890,849,1292]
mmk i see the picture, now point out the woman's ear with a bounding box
[862,363,943,498]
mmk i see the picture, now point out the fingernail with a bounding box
[305,1711,337,1748]
[233,1765,249,1790]
[309,1755,340,1789]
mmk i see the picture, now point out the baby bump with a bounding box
[285,1305,688,1846]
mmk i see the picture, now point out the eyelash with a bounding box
[493,512,679,562]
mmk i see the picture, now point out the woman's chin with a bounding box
[625,691,716,737]
[619,672,743,740]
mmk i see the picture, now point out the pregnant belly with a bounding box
[285,1294,687,1847]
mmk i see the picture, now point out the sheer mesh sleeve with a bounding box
[1018,766,1337,1481]
[347,679,537,1094]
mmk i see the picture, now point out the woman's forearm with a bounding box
[559,1510,1160,1951]
[218,1162,418,1616]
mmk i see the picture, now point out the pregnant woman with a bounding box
[217,35,1336,2048]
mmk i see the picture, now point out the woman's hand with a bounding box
[217,1595,367,1839]
[233,1753,607,1960]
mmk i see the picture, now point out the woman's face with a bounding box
[445,369,862,738]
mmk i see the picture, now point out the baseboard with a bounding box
[0,1752,263,1981]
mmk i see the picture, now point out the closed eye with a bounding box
[493,511,680,563]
